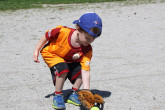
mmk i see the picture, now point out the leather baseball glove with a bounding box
[77,89,104,110]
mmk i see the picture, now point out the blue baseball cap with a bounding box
[73,12,102,38]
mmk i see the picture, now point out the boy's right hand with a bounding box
[33,50,40,63]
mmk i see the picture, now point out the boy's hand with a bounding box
[33,50,40,63]
[33,35,48,63]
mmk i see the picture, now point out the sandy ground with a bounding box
[0,1,165,110]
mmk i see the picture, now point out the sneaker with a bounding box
[67,92,81,106]
[52,94,66,109]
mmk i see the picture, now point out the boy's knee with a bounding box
[58,72,68,78]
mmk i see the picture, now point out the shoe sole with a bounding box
[67,99,81,106]
[52,103,66,110]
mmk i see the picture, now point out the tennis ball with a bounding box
[90,107,100,110]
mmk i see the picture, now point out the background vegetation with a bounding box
[0,0,125,11]
[0,0,164,11]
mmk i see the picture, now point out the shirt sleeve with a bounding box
[45,26,63,41]
[80,50,92,71]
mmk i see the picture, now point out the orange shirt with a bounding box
[40,25,92,71]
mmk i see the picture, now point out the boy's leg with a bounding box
[72,74,82,90]
[50,63,69,109]
[67,74,82,106]
[50,63,69,92]
[55,73,68,93]
[53,73,68,109]
[67,63,82,106]
[67,63,82,88]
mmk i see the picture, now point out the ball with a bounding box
[90,107,100,110]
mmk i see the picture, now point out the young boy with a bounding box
[33,12,102,109]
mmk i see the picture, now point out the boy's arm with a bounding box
[81,69,90,89]
[33,35,47,63]
[80,49,92,89]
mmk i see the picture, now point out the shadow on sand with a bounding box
[45,89,111,110]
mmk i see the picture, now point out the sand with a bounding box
[0,1,165,110]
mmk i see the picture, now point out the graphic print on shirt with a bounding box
[72,52,83,60]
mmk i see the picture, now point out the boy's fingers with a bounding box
[34,60,40,63]
[36,60,40,63]
[33,55,40,63]
[34,58,40,63]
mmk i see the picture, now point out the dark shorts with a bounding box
[50,62,81,85]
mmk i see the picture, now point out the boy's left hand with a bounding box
[33,50,40,63]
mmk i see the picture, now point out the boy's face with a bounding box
[78,31,95,46]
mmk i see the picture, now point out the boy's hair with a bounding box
[77,24,101,35]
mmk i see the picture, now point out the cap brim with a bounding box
[73,20,79,24]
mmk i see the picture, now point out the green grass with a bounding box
[0,0,125,11]
[1,0,164,11]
